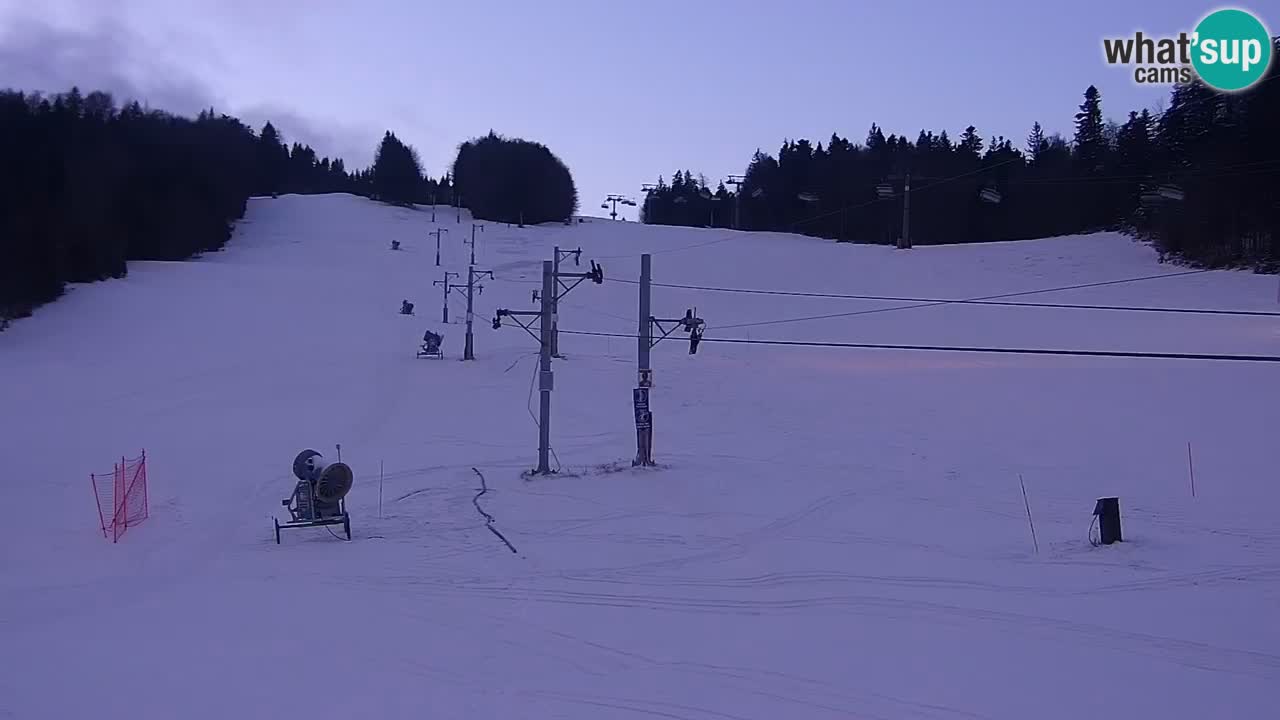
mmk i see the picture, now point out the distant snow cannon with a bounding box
[275,449,352,544]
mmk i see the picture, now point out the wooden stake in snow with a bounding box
[1187,442,1197,498]
[1019,474,1040,555]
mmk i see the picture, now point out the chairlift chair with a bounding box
[1140,183,1185,207]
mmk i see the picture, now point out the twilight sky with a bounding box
[0,0,1264,219]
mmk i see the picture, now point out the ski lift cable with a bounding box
[1006,160,1280,186]
[554,328,1280,364]
[712,269,1221,330]
[607,269,1245,329]
[793,157,1025,227]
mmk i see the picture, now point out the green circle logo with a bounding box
[1191,8,1272,92]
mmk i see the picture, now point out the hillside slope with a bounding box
[3,193,1278,719]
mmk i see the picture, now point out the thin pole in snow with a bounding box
[1019,474,1039,555]
[379,460,384,518]
[1187,441,1197,498]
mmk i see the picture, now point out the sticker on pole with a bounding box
[633,388,651,429]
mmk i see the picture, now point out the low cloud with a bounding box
[0,13,375,167]
[238,104,376,169]
[0,14,218,115]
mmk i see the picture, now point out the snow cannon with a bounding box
[292,450,354,504]
[275,449,352,544]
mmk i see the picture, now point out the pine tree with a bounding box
[866,123,886,150]
[1073,85,1106,173]
[257,122,289,195]
[1026,121,1046,164]
[959,125,984,159]
[371,131,424,205]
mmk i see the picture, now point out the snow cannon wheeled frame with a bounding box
[275,449,352,543]
[417,329,444,359]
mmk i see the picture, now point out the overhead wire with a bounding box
[604,270,1280,319]
[555,328,1280,364]
[712,269,1223,330]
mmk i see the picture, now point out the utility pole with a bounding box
[701,191,721,228]
[463,266,493,361]
[882,171,937,250]
[635,254,653,466]
[433,271,460,323]
[900,172,912,250]
[494,265,556,474]
[429,191,436,223]
[430,228,449,266]
[641,184,658,223]
[535,261,553,474]
[633,253,705,467]
[602,194,635,221]
[494,254,602,474]
[456,193,462,224]
[725,175,745,230]
[550,246,583,357]
[466,223,484,266]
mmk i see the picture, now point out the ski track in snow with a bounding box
[3,194,1279,719]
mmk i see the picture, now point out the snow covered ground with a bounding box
[3,193,1279,719]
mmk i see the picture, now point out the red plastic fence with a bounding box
[91,450,149,543]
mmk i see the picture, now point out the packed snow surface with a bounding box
[3,194,1279,719]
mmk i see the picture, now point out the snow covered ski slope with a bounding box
[3,193,1279,719]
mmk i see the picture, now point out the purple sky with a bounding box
[1,0,1267,219]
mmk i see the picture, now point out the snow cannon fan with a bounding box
[275,449,354,543]
[292,449,354,504]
